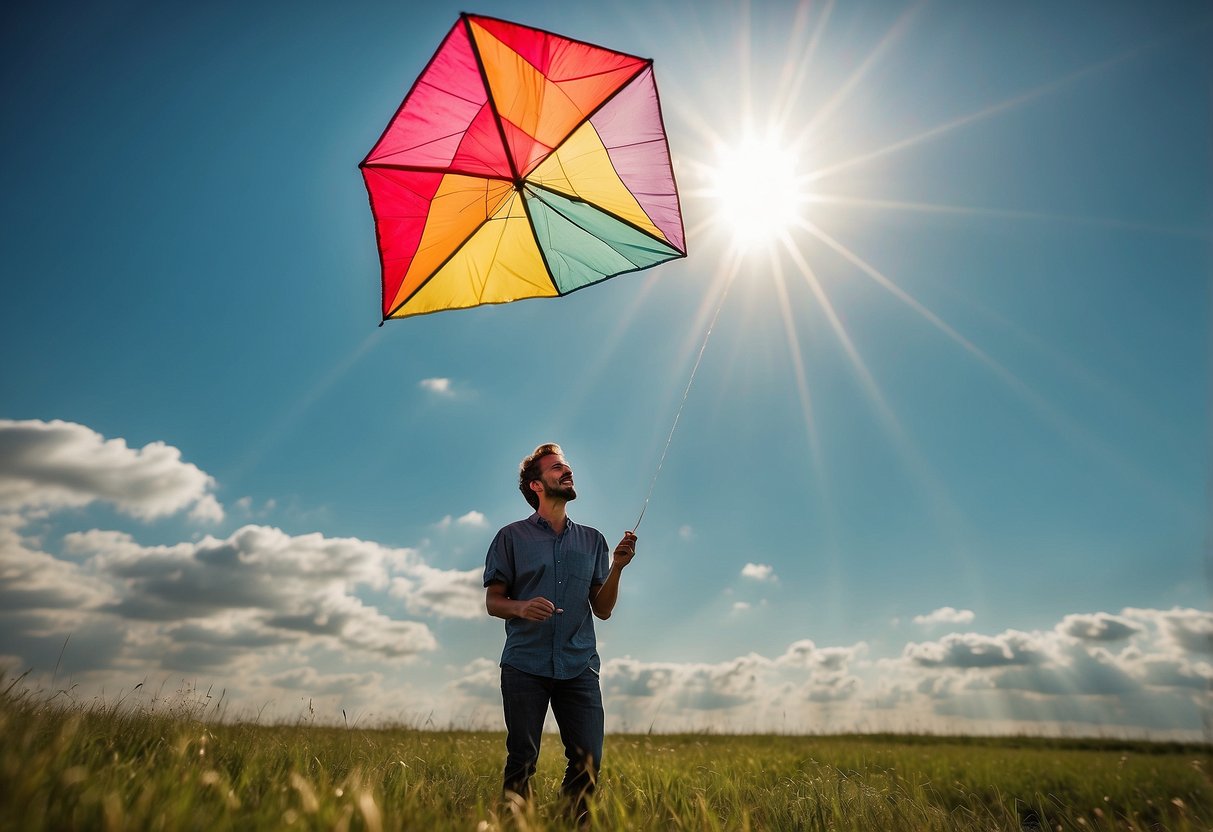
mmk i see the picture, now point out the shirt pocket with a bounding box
[567,551,596,587]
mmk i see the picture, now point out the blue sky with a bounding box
[2,0,1210,738]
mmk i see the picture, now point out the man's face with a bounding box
[536,453,576,502]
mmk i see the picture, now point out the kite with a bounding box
[360,13,686,322]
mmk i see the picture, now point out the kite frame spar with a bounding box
[359,13,688,324]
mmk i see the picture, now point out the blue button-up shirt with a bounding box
[483,513,611,679]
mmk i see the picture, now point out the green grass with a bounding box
[2,678,1209,831]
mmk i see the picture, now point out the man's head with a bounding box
[518,443,576,510]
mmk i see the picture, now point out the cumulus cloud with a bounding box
[990,642,1140,696]
[0,414,496,721]
[2,425,1208,742]
[776,639,867,672]
[448,657,501,702]
[604,654,773,711]
[268,666,382,697]
[548,640,871,728]
[913,607,975,627]
[1133,655,1213,690]
[884,610,1213,738]
[1155,608,1213,655]
[905,630,1046,669]
[419,378,454,396]
[0,514,114,611]
[435,510,487,530]
[456,511,486,527]
[73,526,390,613]
[1057,612,1141,642]
[390,564,483,620]
[59,525,440,660]
[740,562,776,582]
[0,419,222,521]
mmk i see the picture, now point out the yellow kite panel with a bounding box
[392,194,556,317]
[529,122,668,243]
[390,176,514,312]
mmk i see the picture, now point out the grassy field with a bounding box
[2,679,1210,831]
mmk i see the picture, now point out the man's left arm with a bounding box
[590,531,636,620]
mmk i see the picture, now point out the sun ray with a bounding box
[738,0,754,127]
[226,330,383,488]
[779,230,986,602]
[805,37,1167,185]
[767,246,824,489]
[801,219,1198,519]
[767,244,848,627]
[807,194,1212,239]
[800,218,1016,375]
[795,1,925,143]
[780,232,894,422]
[771,0,835,130]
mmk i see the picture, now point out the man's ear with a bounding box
[529,479,542,495]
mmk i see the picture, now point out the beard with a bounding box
[543,480,577,501]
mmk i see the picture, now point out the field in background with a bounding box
[2,679,1209,831]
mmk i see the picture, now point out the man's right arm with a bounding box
[486,582,560,621]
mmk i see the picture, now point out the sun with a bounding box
[707,127,807,251]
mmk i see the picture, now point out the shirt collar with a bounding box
[529,512,573,532]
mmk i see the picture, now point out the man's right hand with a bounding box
[516,597,562,620]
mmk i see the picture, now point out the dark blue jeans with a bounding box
[500,663,604,807]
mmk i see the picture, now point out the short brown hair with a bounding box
[519,443,562,510]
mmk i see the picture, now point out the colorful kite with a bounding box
[360,13,686,321]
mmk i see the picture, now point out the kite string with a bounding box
[632,272,736,532]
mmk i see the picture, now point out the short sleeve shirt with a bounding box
[483,513,611,679]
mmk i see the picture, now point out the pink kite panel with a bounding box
[362,21,511,178]
[591,67,685,254]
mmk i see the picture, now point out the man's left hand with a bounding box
[613,531,637,568]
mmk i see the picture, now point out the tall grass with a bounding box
[2,677,1209,830]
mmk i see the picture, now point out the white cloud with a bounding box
[188,494,225,523]
[884,612,1213,737]
[740,562,776,582]
[0,514,114,611]
[390,564,484,620]
[1057,612,1141,642]
[1154,608,1213,655]
[419,378,454,396]
[267,666,383,697]
[0,419,222,522]
[59,524,438,660]
[0,418,1206,740]
[776,639,867,672]
[603,654,774,711]
[233,496,276,519]
[584,644,870,732]
[913,607,975,626]
[776,638,817,667]
[456,511,487,527]
[436,511,484,531]
[448,657,501,703]
[904,630,1046,668]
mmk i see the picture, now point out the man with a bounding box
[483,443,636,822]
